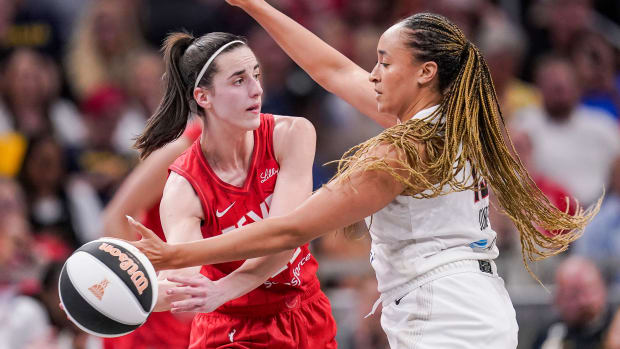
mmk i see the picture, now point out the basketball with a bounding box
[58,238,158,337]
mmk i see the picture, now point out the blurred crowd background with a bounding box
[1,0,620,348]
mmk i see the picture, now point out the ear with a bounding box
[193,87,211,110]
[417,61,438,86]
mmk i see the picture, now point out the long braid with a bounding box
[332,13,601,276]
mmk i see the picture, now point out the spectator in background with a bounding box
[0,177,48,349]
[478,14,541,122]
[139,0,228,49]
[570,31,620,121]
[523,0,596,80]
[0,177,35,284]
[17,136,80,248]
[65,0,145,101]
[115,49,165,156]
[77,86,131,217]
[573,157,620,283]
[532,257,615,349]
[0,49,86,148]
[0,0,64,62]
[511,56,620,207]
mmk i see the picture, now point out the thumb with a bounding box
[126,215,158,240]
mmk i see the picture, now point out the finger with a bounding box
[126,215,159,240]
[167,286,206,297]
[166,275,206,286]
[59,302,70,320]
[171,305,201,313]
[171,298,204,311]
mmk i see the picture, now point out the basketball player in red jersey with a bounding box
[99,119,202,349]
[131,31,337,348]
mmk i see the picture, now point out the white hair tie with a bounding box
[194,40,245,89]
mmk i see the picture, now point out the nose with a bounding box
[250,75,263,98]
[369,63,380,83]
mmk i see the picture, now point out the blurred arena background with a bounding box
[1,0,619,348]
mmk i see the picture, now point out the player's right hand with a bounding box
[126,215,175,271]
[166,274,228,313]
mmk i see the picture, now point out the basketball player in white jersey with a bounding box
[128,2,600,348]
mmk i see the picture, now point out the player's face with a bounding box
[204,46,263,130]
[369,25,424,118]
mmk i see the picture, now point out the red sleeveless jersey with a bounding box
[169,113,320,311]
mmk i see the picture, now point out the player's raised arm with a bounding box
[226,0,396,128]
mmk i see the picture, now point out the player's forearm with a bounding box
[242,1,358,90]
[215,250,294,300]
[170,216,304,269]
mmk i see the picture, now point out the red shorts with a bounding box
[103,311,193,349]
[189,282,337,349]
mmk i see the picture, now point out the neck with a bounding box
[200,117,255,173]
[399,90,442,122]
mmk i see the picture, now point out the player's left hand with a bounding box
[166,275,228,313]
[126,215,174,271]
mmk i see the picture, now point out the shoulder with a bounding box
[164,171,197,197]
[364,139,418,167]
[272,115,316,139]
[162,171,203,216]
[271,115,316,162]
[170,139,197,168]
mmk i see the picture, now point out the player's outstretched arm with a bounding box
[226,0,396,128]
[130,142,413,270]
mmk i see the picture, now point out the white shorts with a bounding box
[380,260,518,349]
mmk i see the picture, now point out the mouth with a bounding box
[246,103,261,114]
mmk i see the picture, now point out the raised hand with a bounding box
[166,275,229,313]
[126,215,174,270]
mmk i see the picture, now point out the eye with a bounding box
[234,78,244,85]
[380,63,390,68]
[254,73,261,80]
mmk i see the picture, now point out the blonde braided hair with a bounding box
[331,13,601,276]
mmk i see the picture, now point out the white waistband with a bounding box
[365,259,498,318]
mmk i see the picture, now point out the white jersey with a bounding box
[366,105,499,300]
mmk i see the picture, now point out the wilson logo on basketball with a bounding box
[98,243,149,295]
[88,279,109,300]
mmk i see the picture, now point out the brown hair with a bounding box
[333,13,600,276]
[134,32,246,159]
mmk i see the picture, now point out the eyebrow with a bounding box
[228,64,260,79]
[378,50,389,56]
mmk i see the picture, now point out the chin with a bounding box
[246,113,262,129]
[377,102,393,115]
